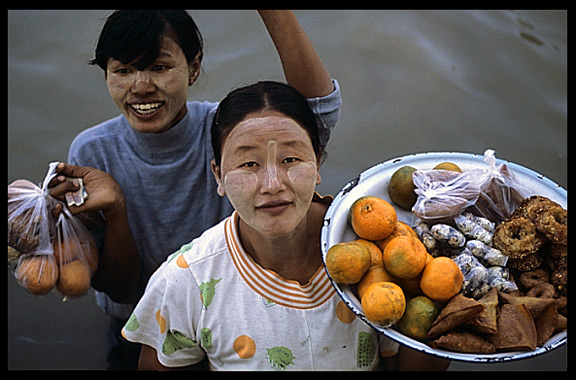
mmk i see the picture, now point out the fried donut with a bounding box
[519,269,550,289]
[534,205,567,245]
[493,217,546,260]
[551,268,567,297]
[512,195,561,222]
[507,251,544,272]
[527,282,556,298]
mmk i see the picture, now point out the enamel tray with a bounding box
[320,151,567,362]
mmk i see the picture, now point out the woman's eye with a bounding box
[283,157,300,164]
[152,65,169,72]
[241,162,258,168]
[114,68,130,74]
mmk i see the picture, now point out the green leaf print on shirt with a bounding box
[357,331,376,368]
[266,346,295,370]
[162,330,198,356]
[199,278,222,309]
[124,312,140,332]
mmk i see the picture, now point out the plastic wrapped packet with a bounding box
[466,240,508,267]
[471,149,532,223]
[412,169,482,222]
[454,213,494,245]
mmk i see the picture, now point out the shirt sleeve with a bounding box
[122,249,206,368]
[378,334,400,358]
[307,79,342,149]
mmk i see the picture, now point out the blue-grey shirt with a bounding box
[68,80,342,318]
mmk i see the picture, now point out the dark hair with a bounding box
[211,81,322,167]
[89,10,203,71]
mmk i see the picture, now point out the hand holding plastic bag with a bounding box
[8,162,98,298]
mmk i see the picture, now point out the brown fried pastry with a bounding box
[493,217,546,261]
[432,330,496,354]
[534,205,567,245]
[466,288,499,335]
[534,303,558,347]
[490,304,537,351]
[427,294,484,338]
[511,195,560,222]
[498,291,555,319]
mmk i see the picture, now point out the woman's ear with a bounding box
[210,159,226,197]
[188,52,203,86]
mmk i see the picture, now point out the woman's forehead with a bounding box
[226,114,311,147]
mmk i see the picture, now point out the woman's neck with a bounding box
[237,202,326,285]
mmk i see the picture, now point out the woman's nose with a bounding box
[131,70,155,94]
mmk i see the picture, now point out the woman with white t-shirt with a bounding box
[122,81,450,371]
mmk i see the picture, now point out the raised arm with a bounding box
[258,10,334,98]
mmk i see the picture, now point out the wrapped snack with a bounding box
[466,240,508,267]
[471,149,531,223]
[430,224,466,249]
[454,213,494,245]
[412,169,482,222]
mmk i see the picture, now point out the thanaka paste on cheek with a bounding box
[223,170,258,224]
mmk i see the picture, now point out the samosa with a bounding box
[466,288,499,335]
[427,294,484,338]
[490,304,537,351]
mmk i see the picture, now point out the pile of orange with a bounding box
[326,195,464,329]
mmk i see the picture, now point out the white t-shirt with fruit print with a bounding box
[122,208,399,370]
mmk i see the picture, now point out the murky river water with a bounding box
[8,10,566,370]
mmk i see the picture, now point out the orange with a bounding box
[361,281,406,327]
[356,264,399,299]
[16,255,58,296]
[433,162,463,173]
[396,295,440,340]
[56,259,91,298]
[351,239,383,267]
[349,196,397,241]
[375,221,418,252]
[419,257,463,303]
[325,242,371,284]
[382,236,427,279]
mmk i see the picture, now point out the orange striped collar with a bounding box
[224,211,335,309]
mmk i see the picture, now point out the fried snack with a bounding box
[511,195,561,222]
[490,304,537,352]
[507,250,545,272]
[493,217,545,262]
[432,330,496,354]
[526,283,556,299]
[427,294,484,337]
[534,303,558,347]
[466,288,499,335]
[534,205,567,245]
[519,268,550,289]
[498,291,555,319]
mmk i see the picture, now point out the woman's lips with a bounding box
[256,200,292,214]
[128,102,164,116]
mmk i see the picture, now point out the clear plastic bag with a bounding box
[53,207,99,299]
[412,168,482,222]
[8,162,97,298]
[8,162,60,295]
[471,149,531,223]
[412,149,531,223]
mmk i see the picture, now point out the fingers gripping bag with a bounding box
[8,162,60,295]
[53,206,99,299]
